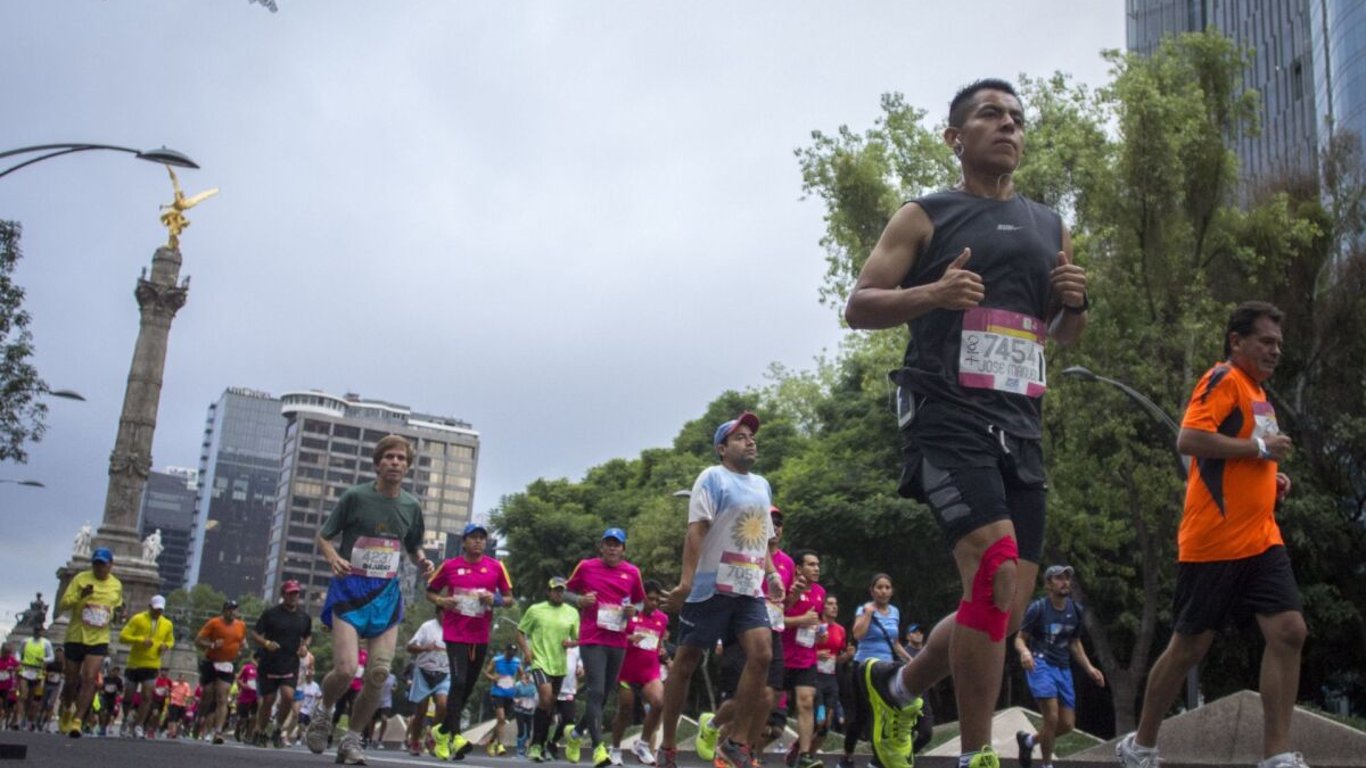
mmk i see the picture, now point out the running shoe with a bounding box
[134,724,145,739]
[433,725,453,760]
[695,713,719,761]
[407,738,422,756]
[836,757,855,768]
[609,746,624,766]
[632,740,657,765]
[1261,753,1311,768]
[797,756,824,768]
[336,731,368,765]
[212,732,225,745]
[657,747,678,768]
[593,743,612,767]
[718,738,751,768]
[860,661,922,768]
[272,728,286,749]
[786,741,801,768]
[563,726,583,764]
[1114,734,1160,768]
[528,744,546,763]
[965,746,999,768]
[306,716,333,754]
[1015,731,1033,768]
[450,731,474,760]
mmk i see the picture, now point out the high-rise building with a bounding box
[263,391,479,612]
[137,466,198,594]
[187,388,286,600]
[1310,0,1366,155]
[1127,0,1321,181]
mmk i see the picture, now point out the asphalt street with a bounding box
[0,731,1250,768]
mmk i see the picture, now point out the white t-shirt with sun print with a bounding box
[686,465,774,602]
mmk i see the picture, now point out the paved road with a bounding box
[0,731,1286,768]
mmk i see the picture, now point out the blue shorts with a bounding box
[408,667,451,701]
[1026,660,1075,709]
[322,575,404,639]
[678,594,769,649]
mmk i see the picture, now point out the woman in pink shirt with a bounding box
[425,522,513,760]
[563,527,647,768]
[611,579,669,765]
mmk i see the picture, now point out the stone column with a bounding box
[52,245,188,645]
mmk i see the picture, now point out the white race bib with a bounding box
[1253,401,1279,438]
[767,602,785,631]
[245,679,257,691]
[452,590,485,618]
[635,631,659,651]
[103,683,116,692]
[155,686,168,697]
[46,673,61,684]
[0,671,12,682]
[596,604,626,633]
[213,661,234,674]
[350,536,401,579]
[81,604,111,628]
[796,625,818,648]
[497,675,514,689]
[958,308,1047,397]
[817,657,836,675]
[716,552,764,597]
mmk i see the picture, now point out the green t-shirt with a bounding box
[320,482,425,563]
[518,601,579,677]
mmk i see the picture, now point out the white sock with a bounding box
[887,668,913,706]
[957,753,978,768]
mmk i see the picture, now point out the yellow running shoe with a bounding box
[695,713,718,761]
[966,746,1000,768]
[861,660,922,768]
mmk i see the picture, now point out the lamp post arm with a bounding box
[0,144,198,179]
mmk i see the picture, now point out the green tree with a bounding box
[0,221,48,463]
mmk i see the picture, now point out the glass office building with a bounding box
[138,467,199,594]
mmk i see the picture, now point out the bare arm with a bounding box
[1014,629,1036,671]
[316,533,349,577]
[845,203,981,329]
[665,520,708,612]
[850,605,875,641]
[1047,227,1087,346]
[1177,427,1293,461]
[1069,637,1105,686]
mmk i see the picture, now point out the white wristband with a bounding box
[1255,437,1270,460]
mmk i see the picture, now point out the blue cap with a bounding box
[906,623,922,634]
[713,411,760,446]
[90,547,114,564]
[462,522,488,539]
[602,527,627,544]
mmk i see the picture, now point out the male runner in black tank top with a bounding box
[843,78,1089,768]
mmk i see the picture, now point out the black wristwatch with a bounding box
[1063,293,1090,314]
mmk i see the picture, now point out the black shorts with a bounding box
[491,694,515,711]
[678,594,770,649]
[63,642,110,663]
[1173,545,1302,635]
[815,672,840,712]
[167,704,186,722]
[126,667,158,685]
[259,672,297,698]
[199,659,235,686]
[718,631,784,699]
[529,669,564,698]
[98,692,118,711]
[900,409,1046,561]
[783,665,817,691]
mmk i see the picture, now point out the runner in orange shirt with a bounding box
[196,601,247,744]
[1118,302,1308,768]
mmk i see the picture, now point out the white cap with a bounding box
[150,595,167,610]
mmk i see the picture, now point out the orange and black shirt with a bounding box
[1178,362,1283,563]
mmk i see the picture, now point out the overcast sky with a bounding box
[0,1,1123,632]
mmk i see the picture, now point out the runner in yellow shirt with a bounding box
[118,594,176,738]
[58,547,123,737]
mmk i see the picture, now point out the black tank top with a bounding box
[891,189,1063,440]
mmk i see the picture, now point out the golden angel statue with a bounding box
[159,166,218,249]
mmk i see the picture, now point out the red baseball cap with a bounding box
[281,580,303,594]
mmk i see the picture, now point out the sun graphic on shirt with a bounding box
[730,509,769,551]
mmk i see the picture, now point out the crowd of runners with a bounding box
[25,78,1311,768]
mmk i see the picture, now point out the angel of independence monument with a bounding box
[50,168,217,642]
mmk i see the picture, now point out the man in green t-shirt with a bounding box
[306,435,434,765]
[519,577,581,763]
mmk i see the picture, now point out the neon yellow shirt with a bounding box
[118,610,176,670]
[60,571,124,646]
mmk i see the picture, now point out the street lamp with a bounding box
[0,479,45,488]
[1061,364,1199,709]
[1061,366,1188,479]
[47,389,86,402]
[0,144,198,180]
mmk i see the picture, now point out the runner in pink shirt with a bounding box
[425,522,513,760]
[781,550,827,768]
[563,527,647,767]
[612,579,670,765]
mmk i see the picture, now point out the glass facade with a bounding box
[187,388,286,601]
[1311,0,1366,152]
[1128,0,1321,182]
[263,391,479,614]
[137,467,198,594]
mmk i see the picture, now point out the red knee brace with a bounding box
[954,535,1018,642]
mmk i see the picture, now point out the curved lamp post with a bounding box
[0,144,198,180]
[0,479,45,488]
[1061,364,1198,709]
[1061,366,1188,479]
